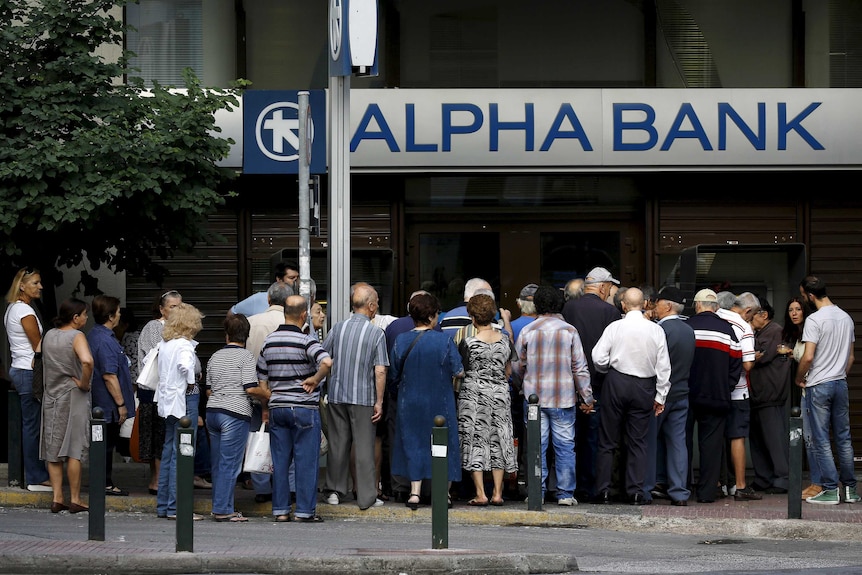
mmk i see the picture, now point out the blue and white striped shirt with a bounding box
[323,314,389,406]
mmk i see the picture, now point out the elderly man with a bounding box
[323,284,389,510]
[716,291,761,501]
[643,286,695,506]
[510,283,538,343]
[561,266,621,501]
[685,289,742,504]
[797,275,858,505]
[257,295,332,522]
[591,288,671,505]
[515,285,593,506]
[439,277,492,337]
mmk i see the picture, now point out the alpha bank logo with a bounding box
[255,102,315,163]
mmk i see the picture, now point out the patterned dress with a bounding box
[458,336,518,473]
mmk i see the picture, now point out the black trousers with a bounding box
[686,407,727,501]
[750,404,789,489]
[595,370,656,497]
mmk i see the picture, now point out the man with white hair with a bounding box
[511,284,538,343]
[439,278,492,338]
[716,291,762,501]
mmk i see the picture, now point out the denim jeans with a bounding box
[157,393,199,517]
[804,380,857,491]
[526,404,576,501]
[801,388,822,486]
[206,411,250,515]
[644,397,690,502]
[270,407,321,518]
[9,368,49,486]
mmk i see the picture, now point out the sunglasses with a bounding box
[21,267,37,276]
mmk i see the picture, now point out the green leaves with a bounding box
[0,0,237,283]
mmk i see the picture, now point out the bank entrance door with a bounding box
[407,221,641,313]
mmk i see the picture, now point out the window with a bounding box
[126,0,203,86]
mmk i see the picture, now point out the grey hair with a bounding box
[736,291,760,311]
[716,291,736,310]
[669,301,685,315]
[698,300,719,312]
[463,278,490,300]
[267,282,292,307]
[517,298,536,315]
[473,288,495,300]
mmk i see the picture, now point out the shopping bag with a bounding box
[136,344,160,391]
[243,428,273,474]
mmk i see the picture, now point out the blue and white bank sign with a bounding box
[243,90,326,174]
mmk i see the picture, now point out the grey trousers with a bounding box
[325,403,378,509]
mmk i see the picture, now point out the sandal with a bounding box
[405,493,421,511]
[213,512,248,522]
[377,490,390,502]
[105,485,129,496]
[467,497,489,507]
[490,499,505,507]
[275,514,292,523]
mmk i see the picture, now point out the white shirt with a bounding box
[157,338,199,420]
[592,310,672,404]
[246,305,285,360]
[717,308,755,400]
[4,301,42,370]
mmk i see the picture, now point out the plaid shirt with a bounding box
[514,314,592,409]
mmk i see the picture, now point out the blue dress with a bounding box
[390,329,463,481]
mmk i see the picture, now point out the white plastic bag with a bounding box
[136,344,160,391]
[243,428,273,474]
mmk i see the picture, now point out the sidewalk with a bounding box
[2,462,862,574]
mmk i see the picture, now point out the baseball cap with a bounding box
[519,283,539,300]
[584,267,620,285]
[692,288,718,303]
[655,286,686,305]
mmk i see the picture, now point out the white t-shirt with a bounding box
[717,308,756,401]
[4,301,42,370]
[802,304,855,387]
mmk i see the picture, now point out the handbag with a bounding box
[386,330,427,400]
[243,427,273,474]
[31,351,45,402]
[136,344,160,391]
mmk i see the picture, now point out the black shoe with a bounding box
[254,493,272,503]
[591,491,611,504]
[734,486,763,501]
[671,499,688,506]
[650,484,670,500]
[295,515,324,523]
[630,493,651,506]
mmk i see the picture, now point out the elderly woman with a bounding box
[206,314,269,522]
[4,267,51,491]
[458,293,518,506]
[155,302,205,520]
[389,293,463,510]
[87,295,136,496]
[137,290,183,494]
[40,298,93,513]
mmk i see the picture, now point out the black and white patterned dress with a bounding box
[458,336,518,473]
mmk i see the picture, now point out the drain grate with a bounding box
[698,539,747,545]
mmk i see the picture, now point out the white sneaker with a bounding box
[27,484,52,492]
[557,497,577,506]
[728,485,737,497]
[371,498,384,508]
[325,492,340,505]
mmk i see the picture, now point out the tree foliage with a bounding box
[0,0,238,291]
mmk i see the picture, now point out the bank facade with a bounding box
[124,0,862,451]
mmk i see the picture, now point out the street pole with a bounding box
[298,90,313,318]
[431,416,448,549]
[328,75,351,326]
[88,408,106,541]
[788,406,803,519]
[176,417,195,552]
[527,394,542,511]
[7,390,23,488]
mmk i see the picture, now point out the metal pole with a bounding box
[527,394,542,511]
[7,389,23,488]
[431,416,448,550]
[788,406,803,519]
[298,90,313,320]
[88,407,106,541]
[176,417,195,553]
[328,74,351,325]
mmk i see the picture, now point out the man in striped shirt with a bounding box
[322,284,390,510]
[258,295,332,522]
[514,285,593,506]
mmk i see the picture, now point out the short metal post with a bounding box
[431,416,448,550]
[176,417,195,553]
[788,406,803,519]
[88,408,106,541]
[7,390,24,488]
[527,394,542,511]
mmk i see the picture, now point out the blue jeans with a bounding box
[270,407,321,518]
[157,393,199,517]
[206,411,249,515]
[10,368,49,486]
[644,397,690,502]
[527,404,576,500]
[801,388,822,486]
[804,380,857,491]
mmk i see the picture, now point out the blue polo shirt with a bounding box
[87,324,135,424]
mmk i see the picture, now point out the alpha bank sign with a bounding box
[347,89,862,170]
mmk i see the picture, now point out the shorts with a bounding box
[725,399,750,439]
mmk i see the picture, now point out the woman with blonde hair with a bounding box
[155,302,205,520]
[4,267,51,491]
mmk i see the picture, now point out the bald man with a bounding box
[591,288,671,505]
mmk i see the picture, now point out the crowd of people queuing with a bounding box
[3,261,857,523]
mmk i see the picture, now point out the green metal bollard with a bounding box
[89,407,106,541]
[7,390,24,488]
[788,406,803,519]
[527,394,542,511]
[431,415,448,550]
[176,417,195,553]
